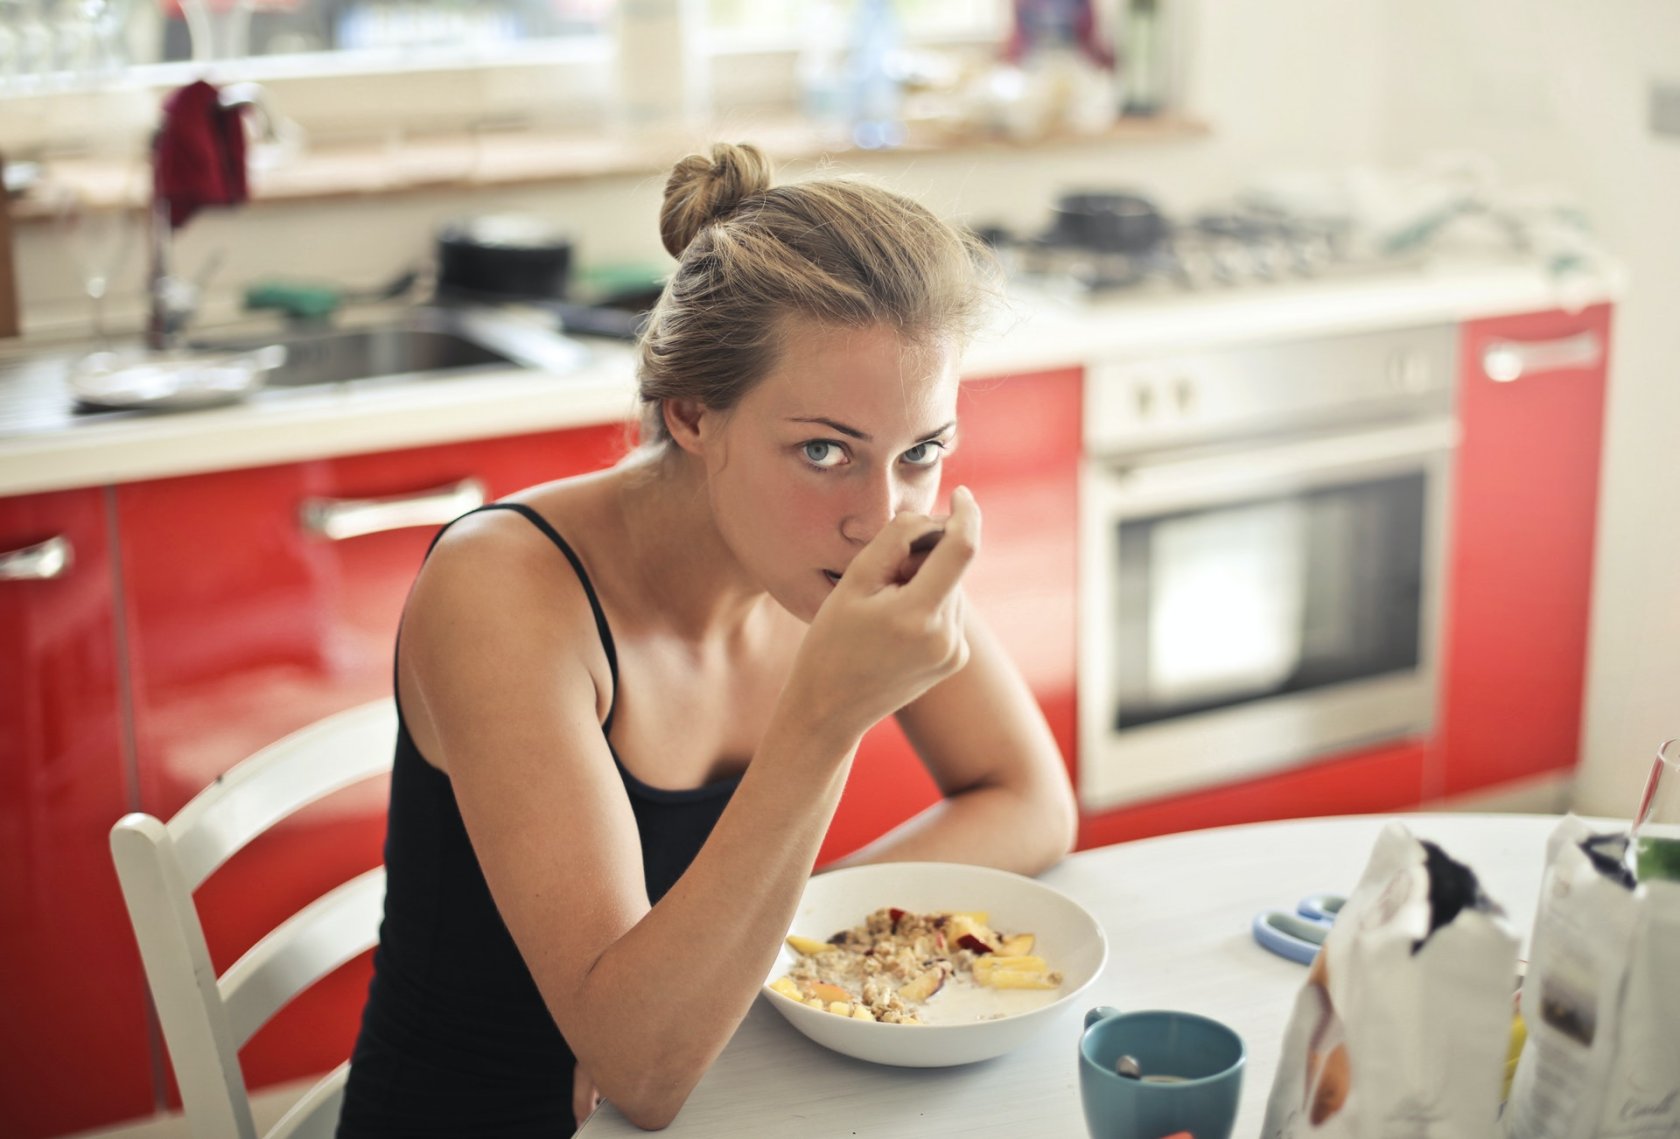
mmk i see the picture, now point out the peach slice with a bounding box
[898,968,946,1003]
[977,969,1062,990]
[948,913,999,953]
[785,935,834,956]
[807,981,853,1005]
[973,954,1046,977]
[997,933,1035,957]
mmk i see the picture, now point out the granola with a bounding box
[770,906,1063,1024]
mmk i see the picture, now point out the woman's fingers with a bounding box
[902,486,980,606]
[841,510,939,589]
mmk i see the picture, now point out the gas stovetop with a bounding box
[985,208,1412,295]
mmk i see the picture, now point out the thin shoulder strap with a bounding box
[468,502,621,733]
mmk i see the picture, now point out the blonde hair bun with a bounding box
[659,142,775,259]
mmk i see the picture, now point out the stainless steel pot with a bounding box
[435,215,574,301]
[1050,191,1167,255]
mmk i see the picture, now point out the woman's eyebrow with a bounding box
[785,417,956,443]
[788,415,868,440]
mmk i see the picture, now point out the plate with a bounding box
[761,861,1107,1067]
[67,346,284,412]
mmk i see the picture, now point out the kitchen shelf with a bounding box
[10,113,1209,221]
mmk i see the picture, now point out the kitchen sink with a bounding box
[189,305,589,389]
[245,325,512,387]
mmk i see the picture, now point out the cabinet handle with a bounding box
[0,535,74,581]
[1481,330,1604,383]
[300,478,487,541]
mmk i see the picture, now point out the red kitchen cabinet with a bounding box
[1434,304,1613,797]
[819,367,1083,865]
[113,423,623,1104]
[0,489,155,1137]
[1079,738,1428,848]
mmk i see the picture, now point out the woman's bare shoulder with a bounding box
[399,473,626,755]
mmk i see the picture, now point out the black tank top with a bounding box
[338,503,742,1138]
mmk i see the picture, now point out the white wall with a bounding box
[1375,0,1680,815]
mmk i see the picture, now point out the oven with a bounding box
[1077,324,1459,810]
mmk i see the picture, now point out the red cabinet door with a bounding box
[819,368,1083,864]
[1436,304,1612,797]
[114,424,624,1105]
[0,488,155,1138]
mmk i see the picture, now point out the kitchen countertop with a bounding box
[0,257,1619,498]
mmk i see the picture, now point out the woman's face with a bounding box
[695,320,961,622]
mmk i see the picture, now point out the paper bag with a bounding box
[1498,815,1680,1138]
[1262,821,1520,1138]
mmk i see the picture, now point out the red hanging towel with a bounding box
[153,80,249,230]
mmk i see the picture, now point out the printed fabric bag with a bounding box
[1262,821,1520,1138]
[1499,814,1680,1138]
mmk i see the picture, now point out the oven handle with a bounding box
[1094,417,1458,516]
[1481,330,1603,383]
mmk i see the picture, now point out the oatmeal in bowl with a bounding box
[761,862,1107,1067]
[771,906,1065,1024]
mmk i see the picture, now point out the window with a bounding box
[0,1,1008,153]
[0,0,1001,82]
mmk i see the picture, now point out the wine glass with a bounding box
[1630,738,1680,883]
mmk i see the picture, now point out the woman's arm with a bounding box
[400,498,980,1130]
[829,609,1080,876]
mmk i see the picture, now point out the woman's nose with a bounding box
[840,469,903,546]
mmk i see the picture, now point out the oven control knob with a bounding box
[1133,382,1156,419]
[1172,375,1197,415]
[1388,350,1433,393]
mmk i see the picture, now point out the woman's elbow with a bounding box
[1038,772,1080,867]
[621,1102,679,1132]
[606,1083,685,1131]
[596,1062,702,1131]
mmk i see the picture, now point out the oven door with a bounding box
[1077,416,1458,811]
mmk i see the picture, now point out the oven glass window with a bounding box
[1112,472,1426,729]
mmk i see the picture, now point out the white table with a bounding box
[577,813,1581,1138]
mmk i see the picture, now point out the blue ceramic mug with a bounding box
[1078,1006,1245,1139]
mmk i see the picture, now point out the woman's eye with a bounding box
[902,441,946,467]
[802,441,845,468]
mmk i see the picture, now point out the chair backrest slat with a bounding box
[110,698,396,1139]
[170,701,398,889]
[265,1062,350,1139]
[221,867,387,1047]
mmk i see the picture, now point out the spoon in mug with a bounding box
[1115,1054,1142,1079]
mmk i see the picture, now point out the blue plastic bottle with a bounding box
[846,0,905,149]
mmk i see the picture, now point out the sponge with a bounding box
[244,281,342,321]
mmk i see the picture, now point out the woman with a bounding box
[338,142,1078,1137]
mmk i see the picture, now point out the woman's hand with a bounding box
[573,1063,601,1124]
[786,486,981,745]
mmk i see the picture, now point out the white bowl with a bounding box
[760,861,1107,1067]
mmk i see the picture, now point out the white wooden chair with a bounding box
[110,698,398,1139]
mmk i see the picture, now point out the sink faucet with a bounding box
[146,82,278,351]
[144,200,198,350]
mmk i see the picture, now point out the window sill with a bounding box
[12,112,1209,221]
